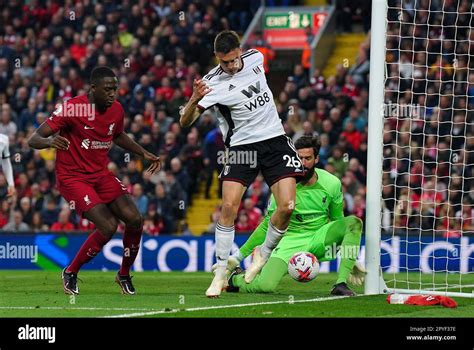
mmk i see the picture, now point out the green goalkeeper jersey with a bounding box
[266,168,344,233]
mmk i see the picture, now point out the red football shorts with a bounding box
[57,170,129,216]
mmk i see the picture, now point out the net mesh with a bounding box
[381,0,474,294]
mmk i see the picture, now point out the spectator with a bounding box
[246,179,269,213]
[133,75,155,101]
[18,197,33,227]
[248,30,275,73]
[348,45,370,86]
[292,120,318,143]
[149,182,173,233]
[30,212,47,232]
[318,133,331,167]
[341,121,363,152]
[240,198,262,231]
[143,214,161,236]
[321,118,339,145]
[163,171,186,228]
[206,207,221,235]
[343,107,367,132]
[289,64,309,90]
[40,199,60,227]
[202,127,224,199]
[228,0,251,34]
[117,23,134,49]
[51,210,75,231]
[0,199,10,228]
[3,211,30,232]
[235,212,253,233]
[126,160,141,185]
[171,156,191,197]
[327,146,348,179]
[132,183,148,215]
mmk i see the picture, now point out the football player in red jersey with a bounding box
[28,67,161,295]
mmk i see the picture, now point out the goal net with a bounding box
[365,0,474,297]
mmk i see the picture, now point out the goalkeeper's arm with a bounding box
[328,186,344,221]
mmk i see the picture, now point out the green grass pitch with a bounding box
[0,271,473,317]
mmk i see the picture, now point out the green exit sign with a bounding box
[264,12,313,29]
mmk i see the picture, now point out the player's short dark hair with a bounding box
[294,136,321,157]
[90,66,116,85]
[214,30,240,54]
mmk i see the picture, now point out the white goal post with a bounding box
[365,0,474,298]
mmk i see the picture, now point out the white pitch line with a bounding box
[0,306,159,311]
[103,295,350,318]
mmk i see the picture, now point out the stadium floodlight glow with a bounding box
[365,0,474,298]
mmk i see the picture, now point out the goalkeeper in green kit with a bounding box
[214,136,365,296]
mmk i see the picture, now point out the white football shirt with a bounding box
[0,134,10,159]
[0,133,14,187]
[197,49,284,147]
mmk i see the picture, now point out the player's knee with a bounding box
[259,279,278,293]
[124,213,143,229]
[345,216,363,236]
[275,202,294,218]
[220,201,239,221]
[100,217,119,237]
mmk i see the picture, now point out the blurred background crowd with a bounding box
[0,0,471,237]
[382,0,474,237]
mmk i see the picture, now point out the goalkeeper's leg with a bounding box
[230,231,311,293]
[324,216,363,285]
[310,216,362,295]
[230,257,287,293]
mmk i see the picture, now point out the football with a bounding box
[288,252,320,282]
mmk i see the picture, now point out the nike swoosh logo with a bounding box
[84,126,94,129]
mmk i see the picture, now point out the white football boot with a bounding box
[206,267,227,298]
[244,246,268,283]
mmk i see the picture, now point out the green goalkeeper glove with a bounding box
[347,261,366,286]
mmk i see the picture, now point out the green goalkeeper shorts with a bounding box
[270,220,339,263]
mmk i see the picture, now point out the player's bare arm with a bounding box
[179,79,212,128]
[28,122,70,150]
[113,132,161,174]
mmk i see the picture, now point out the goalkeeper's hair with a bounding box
[294,136,321,157]
[90,66,116,85]
[214,30,240,54]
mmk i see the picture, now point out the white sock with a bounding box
[215,223,235,278]
[232,248,244,262]
[261,221,286,259]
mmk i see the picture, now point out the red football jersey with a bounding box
[45,95,124,177]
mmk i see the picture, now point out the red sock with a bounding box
[119,224,143,276]
[67,230,110,274]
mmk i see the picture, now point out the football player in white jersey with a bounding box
[180,30,304,297]
[0,134,15,197]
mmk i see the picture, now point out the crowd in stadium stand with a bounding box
[0,0,260,235]
[383,0,474,237]
[1,0,469,237]
[0,0,373,235]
